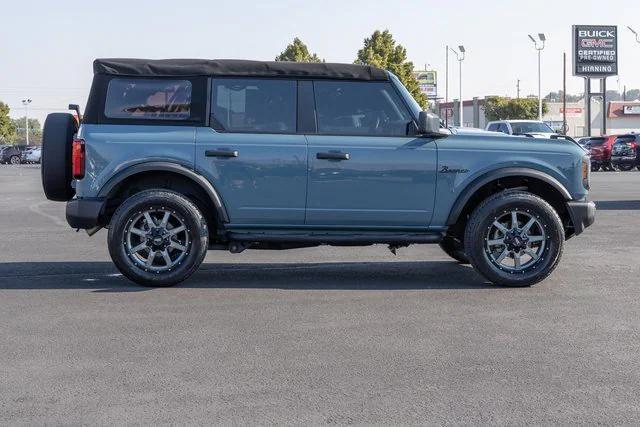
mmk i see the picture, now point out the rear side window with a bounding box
[487,123,499,132]
[497,123,510,134]
[313,81,412,137]
[104,79,192,120]
[587,138,606,146]
[211,79,297,133]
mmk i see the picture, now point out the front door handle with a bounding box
[316,151,350,161]
[205,149,238,158]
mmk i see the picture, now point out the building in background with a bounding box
[437,96,640,137]
[438,98,488,129]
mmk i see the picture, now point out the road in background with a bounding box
[1,166,639,424]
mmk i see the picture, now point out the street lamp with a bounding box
[628,26,640,44]
[21,99,32,145]
[528,33,546,120]
[450,45,465,127]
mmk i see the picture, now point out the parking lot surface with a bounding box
[1,165,639,424]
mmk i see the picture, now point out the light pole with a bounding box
[450,45,465,127]
[21,99,32,145]
[528,33,546,120]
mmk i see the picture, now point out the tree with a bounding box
[354,30,427,109]
[10,117,42,144]
[0,102,16,144]
[275,37,322,63]
[484,96,548,121]
[544,91,583,103]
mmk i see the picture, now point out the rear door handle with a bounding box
[205,149,238,158]
[316,151,350,161]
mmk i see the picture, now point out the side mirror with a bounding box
[418,111,441,135]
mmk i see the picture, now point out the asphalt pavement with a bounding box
[1,165,639,424]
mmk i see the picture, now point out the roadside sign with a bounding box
[572,25,618,77]
[414,70,437,98]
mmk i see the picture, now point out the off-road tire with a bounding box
[439,235,470,264]
[464,191,564,287]
[108,189,208,287]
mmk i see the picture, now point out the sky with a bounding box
[1,0,639,124]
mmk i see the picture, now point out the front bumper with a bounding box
[66,198,106,229]
[566,199,596,236]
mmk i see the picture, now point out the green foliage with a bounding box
[484,97,548,121]
[354,30,427,109]
[275,37,323,63]
[10,117,42,144]
[0,101,16,144]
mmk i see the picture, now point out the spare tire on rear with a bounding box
[42,113,77,201]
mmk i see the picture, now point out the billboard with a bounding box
[414,70,437,98]
[572,25,618,77]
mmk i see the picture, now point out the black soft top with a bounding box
[93,58,389,81]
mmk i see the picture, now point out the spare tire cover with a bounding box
[41,113,77,201]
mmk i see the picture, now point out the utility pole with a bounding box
[445,45,449,126]
[562,52,567,135]
[623,85,627,101]
[450,45,465,127]
[21,99,32,145]
[516,79,521,99]
[528,33,546,120]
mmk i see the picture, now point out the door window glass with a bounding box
[211,79,296,133]
[313,81,412,136]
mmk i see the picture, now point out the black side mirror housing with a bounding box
[417,111,442,135]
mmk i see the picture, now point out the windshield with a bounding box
[388,72,422,118]
[510,122,555,134]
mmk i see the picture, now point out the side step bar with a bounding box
[226,232,443,245]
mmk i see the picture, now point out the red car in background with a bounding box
[582,135,617,171]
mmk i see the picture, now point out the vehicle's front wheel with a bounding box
[439,235,470,264]
[590,163,600,172]
[9,155,20,165]
[108,190,208,287]
[464,191,564,287]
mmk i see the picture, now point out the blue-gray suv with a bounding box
[41,58,595,287]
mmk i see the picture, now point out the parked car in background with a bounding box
[583,135,618,172]
[24,146,42,164]
[0,145,29,164]
[485,120,558,138]
[610,134,640,171]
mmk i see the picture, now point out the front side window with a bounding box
[211,79,296,133]
[104,79,192,120]
[314,81,412,137]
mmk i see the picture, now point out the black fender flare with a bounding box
[98,161,229,223]
[446,167,572,225]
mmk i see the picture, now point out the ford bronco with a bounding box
[41,58,595,287]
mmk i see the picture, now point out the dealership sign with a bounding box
[414,70,437,98]
[573,25,618,77]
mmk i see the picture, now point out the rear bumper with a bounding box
[611,156,638,165]
[566,199,596,237]
[66,198,106,229]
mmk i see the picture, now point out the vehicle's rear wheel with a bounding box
[617,163,634,171]
[439,235,470,264]
[464,191,564,287]
[590,163,600,172]
[9,155,20,165]
[108,189,208,287]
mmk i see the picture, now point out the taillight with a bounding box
[72,138,85,179]
[582,155,590,190]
